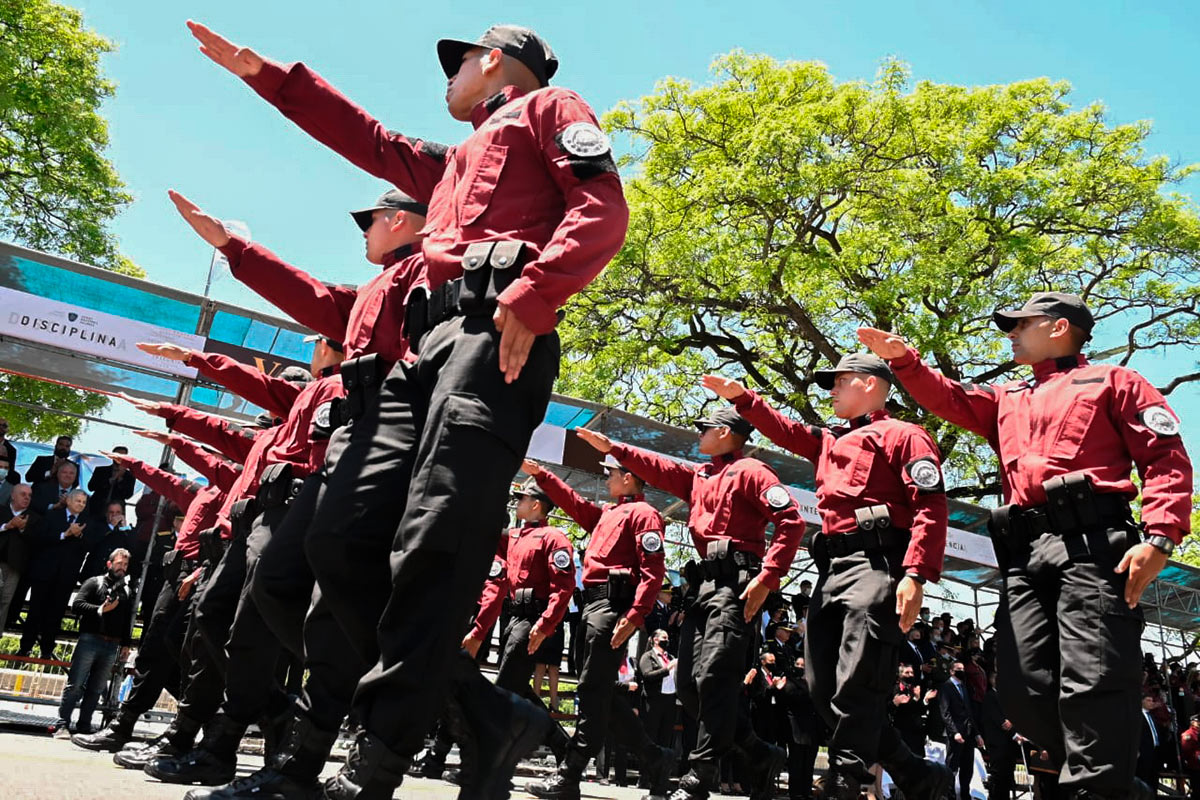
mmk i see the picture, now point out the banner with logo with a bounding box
[0,286,204,378]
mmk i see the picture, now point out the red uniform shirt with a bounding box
[488,519,575,636]
[244,62,628,334]
[889,349,1193,543]
[470,537,511,640]
[534,470,666,627]
[732,391,948,582]
[126,459,225,561]
[220,237,422,365]
[1181,726,1200,771]
[608,444,807,591]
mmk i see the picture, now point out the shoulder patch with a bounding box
[314,401,333,430]
[904,457,944,493]
[641,531,663,554]
[558,122,611,157]
[488,558,503,579]
[1140,406,1181,437]
[763,485,794,510]
[551,548,572,572]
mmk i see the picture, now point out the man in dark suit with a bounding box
[939,659,982,800]
[0,483,36,632]
[31,460,80,514]
[0,418,19,488]
[901,625,936,671]
[19,489,100,658]
[79,502,135,581]
[1138,694,1165,798]
[891,663,927,757]
[980,671,1019,800]
[25,435,79,492]
[85,448,136,521]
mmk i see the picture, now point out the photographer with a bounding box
[53,548,133,735]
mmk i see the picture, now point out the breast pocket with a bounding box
[844,448,876,497]
[1047,392,1101,460]
[459,143,509,227]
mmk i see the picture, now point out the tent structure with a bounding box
[3,239,1198,653]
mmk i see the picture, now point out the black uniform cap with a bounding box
[992,292,1095,341]
[303,333,344,353]
[813,353,894,390]
[513,477,555,511]
[437,24,558,88]
[693,406,755,439]
[349,189,429,233]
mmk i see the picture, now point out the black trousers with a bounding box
[804,546,915,784]
[326,315,558,757]
[675,574,769,775]
[120,561,196,717]
[20,575,74,656]
[571,598,657,764]
[220,478,322,726]
[993,524,1144,797]
[986,736,1019,800]
[946,737,974,799]
[495,614,571,753]
[644,693,677,750]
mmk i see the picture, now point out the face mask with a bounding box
[953,669,966,680]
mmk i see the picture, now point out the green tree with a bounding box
[0,0,137,440]
[562,53,1200,498]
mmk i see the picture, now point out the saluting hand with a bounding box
[701,374,747,401]
[137,342,194,363]
[99,450,129,464]
[575,428,613,454]
[895,576,923,633]
[1116,541,1170,608]
[167,190,231,248]
[493,304,536,384]
[610,617,636,649]
[856,327,909,360]
[521,458,543,477]
[134,429,172,445]
[739,574,771,623]
[117,392,166,416]
[187,21,264,78]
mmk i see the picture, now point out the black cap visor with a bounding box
[437,38,479,80]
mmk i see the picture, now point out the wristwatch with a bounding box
[904,572,926,585]
[1145,535,1175,556]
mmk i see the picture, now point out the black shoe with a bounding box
[443,769,462,786]
[320,731,409,800]
[114,737,186,769]
[144,714,246,786]
[182,767,323,800]
[461,693,551,800]
[747,743,785,800]
[527,773,582,800]
[668,767,716,800]
[71,713,137,752]
[408,750,446,779]
[892,760,951,800]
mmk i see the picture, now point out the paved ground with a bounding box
[0,729,661,800]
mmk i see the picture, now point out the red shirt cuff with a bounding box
[756,568,782,592]
[218,236,248,271]
[497,278,559,335]
[622,609,645,628]
[904,563,941,584]
[1146,523,1186,546]
[244,59,288,100]
[888,347,920,369]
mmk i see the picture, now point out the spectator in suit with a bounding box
[0,418,19,488]
[26,435,79,491]
[788,579,812,621]
[0,452,14,507]
[901,624,933,670]
[53,548,133,736]
[891,663,927,756]
[79,502,134,581]
[0,483,35,631]
[85,447,136,521]
[638,628,677,751]
[1139,693,1166,798]
[18,489,100,658]
[31,460,80,513]
[981,671,1019,800]
[939,659,983,800]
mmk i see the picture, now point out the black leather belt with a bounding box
[990,493,1130,542]
[821,527,911,558]
[403,279,471,355]
[582,584,611,603]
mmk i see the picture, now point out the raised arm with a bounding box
[187,22,446,201]
[575,428,698,506]
[529,461,602,532]
[154,433,240,493]
[704,375,825,461]
[123,457,198,512]
[158,404,256,463]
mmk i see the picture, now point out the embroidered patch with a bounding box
[906,458,943,491]
[764,485,793,510]
[641,532,663,553]
[489,558,503,579]
[559,122,611,157]
[1141,406,1180,437]
[552,548,572,571]
[314,402,333,429]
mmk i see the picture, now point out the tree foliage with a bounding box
[561,53,1200,497]
[0,0,136,440]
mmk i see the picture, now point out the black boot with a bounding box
[257,707,293,764]
[668,763,718,800]
[408,749,447,779]
[70,709,137,752]
[746,743,786,800]
[183,712,340,800]
[321,730,410,800]
[145,713,245,785]
[889,756,951,800]
[526,750,587,799]
[456,683,551,800]
[114,715,202,769]
[640,744,674,799]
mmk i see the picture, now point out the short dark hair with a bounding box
[56,435,73,445]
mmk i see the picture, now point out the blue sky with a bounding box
[55,0,1200,465]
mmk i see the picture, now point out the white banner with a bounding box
[0,286,203,378]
